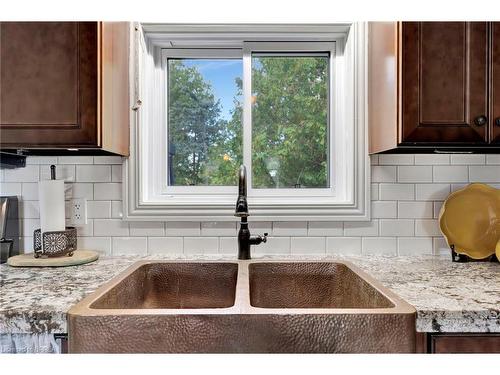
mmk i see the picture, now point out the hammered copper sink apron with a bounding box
[68,260,416,353]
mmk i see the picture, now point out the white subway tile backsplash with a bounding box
[451,183,468,192]
[129,221,165,236]
[433,166,468,183]
[58,156,93,165]
[111,165,122,182]
[94,183,121,200]
[76,165,111,182]
[362,237,397,255]
[307,221,343,236]
[371,183,379,200]
[87,201,111,219]
[398,201,433,219]
[20,237,34,253]
[433,201,444,219]
[112,237,148,255]
[94,156,123,164]
[3,165,39,182]
[344,220,379,236]
[486,155,500,165]
[247,221,272,234]
[21,219,40,236]
[3,154,500,257]
[66,183,94,200]
[77,237,111,255]
[26,156,58,165]
[184,237,218,254]
[130,221,165,236]
[93,219,129,236]
[433,237,450,256]
[273,221,308,236]
[415,184,450,201]
[415,219,441,236]
[41,164,75,182]
[20,200,39,218]
[253,237,290,255]
[379,219,414,236]
[148,237,183,254]
[397,237,433,255]
[219,237,237,254]
[397,166,432,183]
[0,182,22,196]
[21,183,38,200]
[201,222,236,236]
[450,154,485,165]
[378,154,414,165]
[326,237,362,255]
[371,201,397,218]
[71,219,93,236]
[379,183,414,200]
[414,154,449,165]
[371,166,396,182]
[111,201,123,218]
[291,237,325,254]
[469,166,500,183]
[166,222,200,236]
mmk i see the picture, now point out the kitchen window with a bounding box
[124,23,369,221]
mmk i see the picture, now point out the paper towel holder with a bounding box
[33,227,77,258]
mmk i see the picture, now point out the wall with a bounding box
[1,154,499,257]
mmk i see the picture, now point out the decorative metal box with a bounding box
[33,227,77,258]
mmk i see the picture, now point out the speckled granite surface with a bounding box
[0,254,499,334]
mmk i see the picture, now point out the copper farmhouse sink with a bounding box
[249,262,395,309]
[68,260,416,353]
[90,262,238,309]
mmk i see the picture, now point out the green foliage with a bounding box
[167,56,328,188]
[168,60,237,185]
[251,56,328,188]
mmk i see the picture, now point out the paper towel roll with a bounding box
[39,180,66,234]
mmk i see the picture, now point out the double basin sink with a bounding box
[68,260,416,353]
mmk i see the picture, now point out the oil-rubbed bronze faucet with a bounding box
[234,165,267,259]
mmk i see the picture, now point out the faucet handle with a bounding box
[262,233,268,243]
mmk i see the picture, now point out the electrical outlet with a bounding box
[69,198,87,225]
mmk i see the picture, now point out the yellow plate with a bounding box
[439,183,500,259]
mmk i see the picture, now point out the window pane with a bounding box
[251,55,329,189]
[167,59,243,186]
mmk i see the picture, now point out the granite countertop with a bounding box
[0,254,499,335]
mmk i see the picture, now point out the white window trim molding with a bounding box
[123,22,370,222]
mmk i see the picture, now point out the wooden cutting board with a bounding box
[7,250,99,267]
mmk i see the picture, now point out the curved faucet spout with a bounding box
[238,165,247,197]
[235,165,249,217]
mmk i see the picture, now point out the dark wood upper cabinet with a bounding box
[402,22,489,145]
[491,22,500,144]
[369,22,500,153]
[0,22,130,155]
[1,22,98,147]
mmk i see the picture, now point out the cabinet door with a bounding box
[0,22,98,148]
[402,22,489,144]
[491,22,500,144]
[431,334,500,353]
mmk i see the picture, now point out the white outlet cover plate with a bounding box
[70,198,87,225]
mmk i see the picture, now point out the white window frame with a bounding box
[123,23,370,221]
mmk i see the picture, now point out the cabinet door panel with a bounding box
[402,22,489,144]
[432,334,500,353]
[0,22,98,148]
[492,22,500,144]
